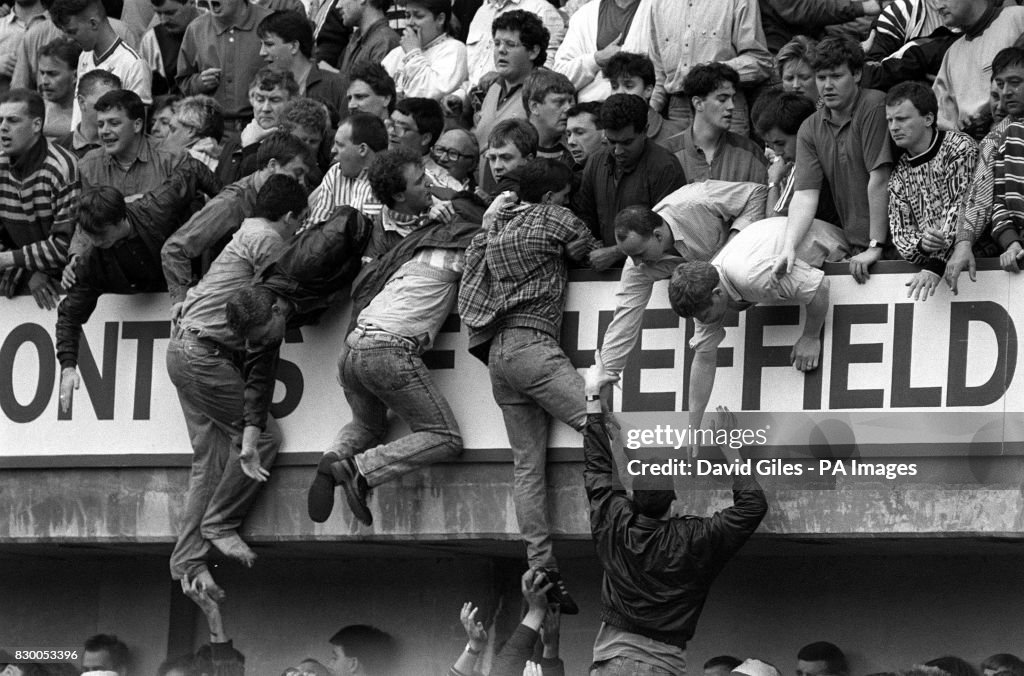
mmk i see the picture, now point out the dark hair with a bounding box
[602,51,656,88]
[566,101,603,128]
[157,654,197,676]
[523,69,575,111]
[254,173,307,221]
[885,81,937,119]
[613,206,662,241]
[406,0,450,32]
[349,61,396,112]
[152,93,182,115]
[982,655,1024,676]
[993,47,1024,79]
[346,112,389,151]
[38,37,81,70]
[328,625,396,676]
[249,66,299,97]
[194,643,245,673]
[256,129,313,169]
[924,657,978,676]
[682,61,739,105]
[633,490,675,518]
[752,90,816,137]
[83,634,130,672]
[78,69,121,97]
[810,36,864,74]
[517,158,572,203]
[257,10,314,58]
[51,0,104,27]
[177,95,224,142]
[705,656,744,671]
[78,186,126,235]
[491,9,548,67]
[776,35,817,80]
[94,88,145,121]
[797,642,848,676]
[226,285,279,339]
[281,97,330,137]
[368,146,422,207]
[0,88,45,125]
[668,261,719,318]
[395,97,444,149]
[488,118,538,157]
[599,93,648,133]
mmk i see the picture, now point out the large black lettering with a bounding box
[270,328,306,418]
[890,304,941,408]
[621,309,679,412]
[829,304,887,409]
[0,323,55,423]
[682,313,738,411]
[122,321,170,420]
[947,301,1017,407]
[58,321,119,420]
[423,313,459,370]
[742,305,800,410]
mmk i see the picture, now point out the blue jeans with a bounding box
[166,329,280,580]
[591,657,679,675]
[328,331,462,487]
[488,327,586,570]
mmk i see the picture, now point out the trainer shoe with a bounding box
[539,568,579,615]
[336,457,373,526]
[307,452,341,523]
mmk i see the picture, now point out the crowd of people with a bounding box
[4,0,1024,670]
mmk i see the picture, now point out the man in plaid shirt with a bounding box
[458,158,599,614]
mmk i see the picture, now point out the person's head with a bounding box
[486,118,537,181]
[935,0,988,29]
[734,659,783,676]
[150,0,197,35]
[523,69,575,138]
[82,634,129,676]
[992,46,1024,119]
[258,10,314,72]
[368,146,431,213]
[280,97,329,157]
[226,285,291,348]
[565,101,603,165]
[167,94,223,149]
[252,172,308,233]
[491,10,548,83]
[632,489,675,518]
[683,61,739,130]
[51,0,107,51]
[249,67,299,130]
[77,186,130,248]
[94,89,146,159]
[924,657,978,676]
[796,642,849,676]
[337,0,389,28]
[37,39,81,105]
[517,158,572,205]
[332,112,388,177]
[76,69,121,130]
[810,37,864,112]
[149,93,181,141]
[885,81,937,152]
[389,97,443,155]
[603,51,656,101]
[157,654,196,676]
[347,61,396,119]
[327,625,396,676]
[600,93,648,170]
[705,656,744,676]
[0,89,44,158]
[431,128,478,182]
[194,644,244,676]
[982,654,1024,676]
[256,129,314,183]
[614,206,672,265]
[751,90,816,163]
[991,78,1008,125]
[296,659,332,676]
[404,0,449,47]
[668,261,728,324]
[198,0,244,24]
[776,36,818,101]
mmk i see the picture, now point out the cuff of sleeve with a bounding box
[922,259,945,276]
[12,248,26,269]
[209,640,236,660]
[996,229,1021,251]
[540,657,564,668]
[59,358,77,370]
[402,48,424,63]
[584,52,600,77]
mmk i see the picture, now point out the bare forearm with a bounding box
[688,350,717,429]
[784,190,819,254]
[868,169,891,243]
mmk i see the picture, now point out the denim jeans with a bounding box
[166,329,280,581]
[667,89,749,136]
[328,331,462,487]
[488,327,587,570]
[591,657,679,676]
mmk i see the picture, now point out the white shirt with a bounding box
[73,37,153,128]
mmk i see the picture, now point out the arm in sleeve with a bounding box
[706,475,768,557]
[10,29,35,90]
[991,145,1024,251]
[888,171,928,265]
[175,27,204,95]
[13,171,80,272]
[731,181,768,230]
[121,56,153,104]
[489,625,540,676]
[55,282,101,370]
[573,159,601,239]
[552,10,600,92]
[722,0,772,85]
[161,194,245,304]
[648,4,667,113]
[539,2,567,71]
[651,153,687,204]
[583,412,619,516]
[942,136,978,246]
[763,0,865,29]
[395,40,468,100]
[141,158,224,238]
[933,53,959,131]
[599,259,656,376]
[242,343,280,430]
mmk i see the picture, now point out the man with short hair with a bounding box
[139,0,197,95]
[430,127,478,193]
[336,0,400,97]
[241,67,299,148]
[576,92,685,269]
[523,68,575,167]
[237,95,330,180]
[0,88,80,310]
[50,0,151,128]
[165,173,309,599]
[306,112,388,226]
[796,642,849,676]
[56,67,119,156]
[565,100,602,168]
[258,9,347,125]
[346,60,396,120]
[884,81,977,300]
[327,625,396,676]
[603,51,684,153]
[37,38,80,139]
[676,61,768,184]
[82,634,130,676]
[706,656,744,676]
[388,96,449,186]
[482,117,536,196]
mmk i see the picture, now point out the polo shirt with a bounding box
[674,126,769,185]
[79,136,182,196]
[792,87,893,250]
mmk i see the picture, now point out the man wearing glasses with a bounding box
[429,127,478,193]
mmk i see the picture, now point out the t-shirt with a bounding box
[73,38,152,128]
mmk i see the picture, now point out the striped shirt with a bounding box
[0,135,80,272]
[956,115,1015,244]
[871,0,945,59]
[305,164,380,229]
[990,122,1024,250]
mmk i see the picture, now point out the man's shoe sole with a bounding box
[337,458,373,527]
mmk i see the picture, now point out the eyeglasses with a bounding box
[433,145,475,161]
[492,39,524,52]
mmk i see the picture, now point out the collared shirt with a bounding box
[674,126,769,185]
[463,0,566,92]
[957,115,1015,244]
[176,3,273,119]
[647,0,771,111]
[79,136,182,195]
[381,33,468,100]
[162,173,260,304]
[793,88,893,250]
[337,18,400,95]
[73,37,152,128]
[575,139,686,245]
[304,63,347,126]
[473,79,527,178]
[646,107,686,153]
[305,164,380,227]
[423,155,465,193]
[0,9,46,76]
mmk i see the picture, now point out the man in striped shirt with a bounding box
[0,88,80,310]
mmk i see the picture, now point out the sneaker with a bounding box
[539,568,579,615]
[336,457,373,526]
[307,452,341,523]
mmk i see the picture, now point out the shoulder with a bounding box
[44,141,80,177]
[723,131,769,162]
[943,129,978,152]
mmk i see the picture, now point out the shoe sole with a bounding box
[307,471,337,523]
[336,459,374,526]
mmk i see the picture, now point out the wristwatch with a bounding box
[868,238,884,249]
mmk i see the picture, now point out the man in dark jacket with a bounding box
[56,158,222,412]
[582,353,767,675]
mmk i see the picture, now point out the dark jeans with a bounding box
[327,330,462,487]
[591,657,678,675]
[488,327,586,571]
[166,329,280,581]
